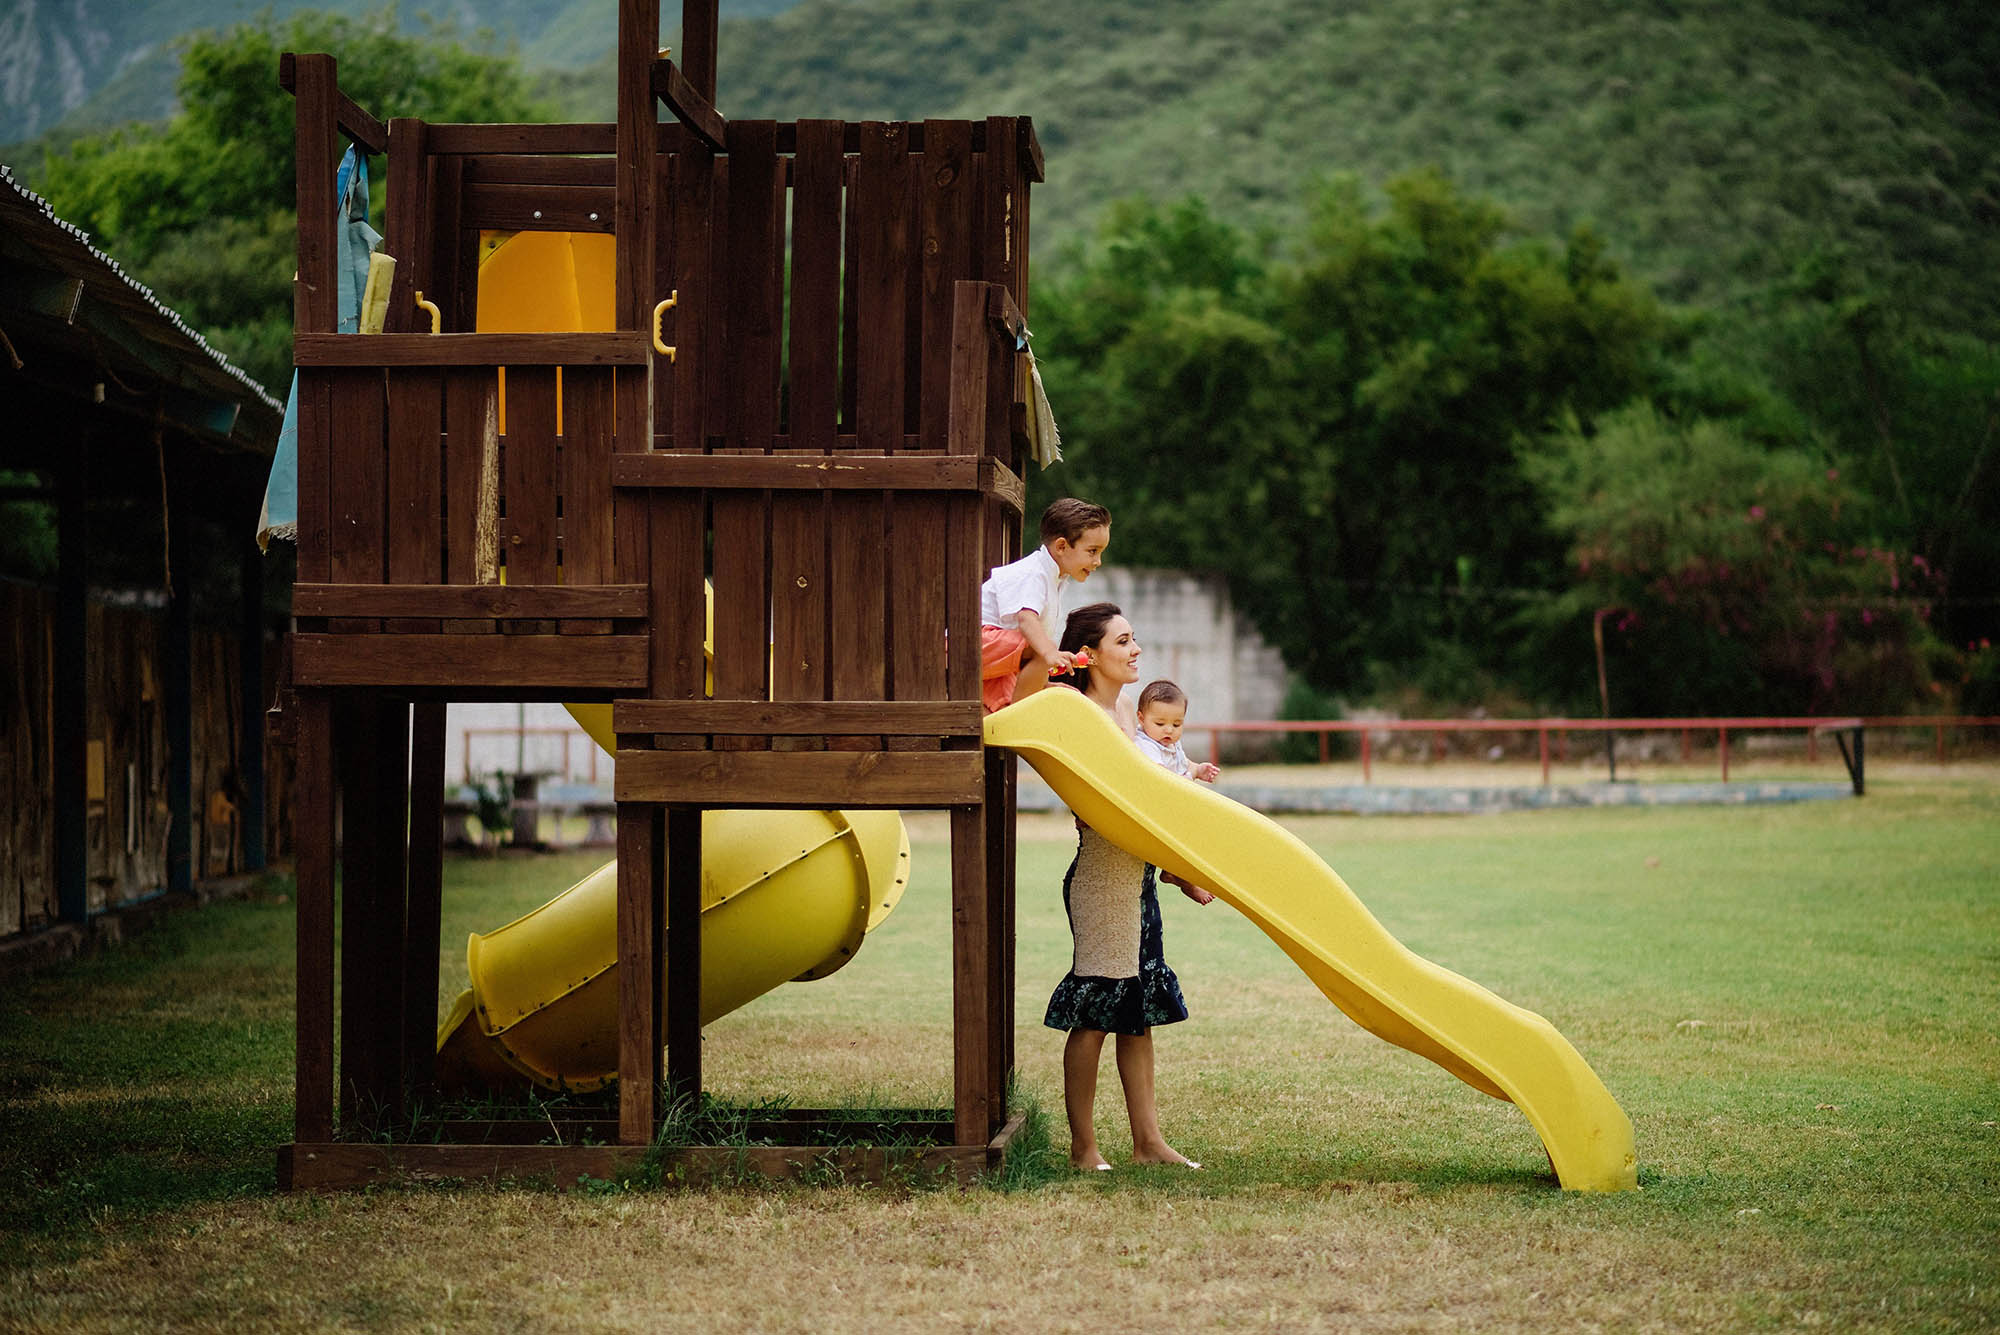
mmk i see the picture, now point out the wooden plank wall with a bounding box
[299,360,631,598]
[651,118,1030,716]
[1,582,56,936]
[0,585,286,939]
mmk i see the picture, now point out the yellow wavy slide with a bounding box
[985,688,1637,1191]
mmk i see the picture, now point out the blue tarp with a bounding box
[258,145,381,550]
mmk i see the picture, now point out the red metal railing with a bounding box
[1199,715,2000,787]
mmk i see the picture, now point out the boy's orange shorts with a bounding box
[980,625,1030,714]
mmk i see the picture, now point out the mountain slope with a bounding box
[700,0,1998,335]
[0,0,800,143]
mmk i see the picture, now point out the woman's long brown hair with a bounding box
[1059,601,1124,697]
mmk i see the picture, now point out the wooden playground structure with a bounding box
[277,0,1043,1187]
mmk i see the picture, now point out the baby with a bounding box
[1134,680,1222,783]
[1135,680,1223,907]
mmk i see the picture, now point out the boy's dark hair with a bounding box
[1058,602,1123,694]
[1137,680,1186,713]
[1040,497,1111,546]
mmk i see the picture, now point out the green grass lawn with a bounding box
[1,774,1995,1330]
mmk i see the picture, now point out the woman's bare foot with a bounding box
[1071,1151,1113,1172]
[1130,1139,1201,1169]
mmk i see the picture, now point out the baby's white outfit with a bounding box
[1135,731,1192,777]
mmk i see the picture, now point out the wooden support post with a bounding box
[240,548,267,870]
[402,701,448,1095]
[291,54,339,337]
[294,690,337,1143]
[339,698,407,1130]
[664,806,702,1107]
[616,0,660,337]
[617,803,665,1143]
[982,749,1013,1115]
[165,458,193,895]
[680,0,718,103]
[53,438,88,924]
[951,799,995,1145]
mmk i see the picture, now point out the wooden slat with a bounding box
[500,366,560,583]
[429,154,468,331]
[292,691,335,1143]
[854,123,911,451]
[612,452,997,490]
[614,751,985,807]
[725,121,783,450]
[613,700,981,735]
[771,491,826,706]
[889,493,948,700]
[761,120,1039,180]
[667,143,715,455]
[616,803,663,1145]
[828,493,887,743]
[462,182,615,233]
[612,364,652,586]
[839,154,859,434]
[384,369,444,631]
[947,493,983,702]
[293,584,646,618]
[787,120,844,451]
[463,154,617,187]
[424,123,617,155]
[708,491,769,719]
[295,332,651,367]
[292,634,647,687]
[979,117,1019,302]
[443,369,499,584]
[295,372,333,583]
[646,493,707,703]
[920,119,974,451]
[562,366,616,583]
[703,162,732,442]
[327,371,386,632]
[382,118,430,337]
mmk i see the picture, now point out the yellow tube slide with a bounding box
[437,809,909,1092]
[984,688,1638,1191]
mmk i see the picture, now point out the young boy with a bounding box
[1134,680,1222,783]
[980,498,1111,713]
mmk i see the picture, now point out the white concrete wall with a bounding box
[446,702,606,788]
[1078,567,1288,726]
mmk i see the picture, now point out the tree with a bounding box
[1034,172,1669,705]
[31,8,551,392]
[1523,405,1952,714]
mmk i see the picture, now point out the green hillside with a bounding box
[685,0,2000,339]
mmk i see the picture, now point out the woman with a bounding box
[1043,601,1204,1171]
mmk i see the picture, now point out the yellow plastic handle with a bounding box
[414,289,442,335]
[652,290,678,362]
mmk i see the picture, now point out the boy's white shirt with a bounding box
[980,545,1066,631]
[1134,730,1191,777]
